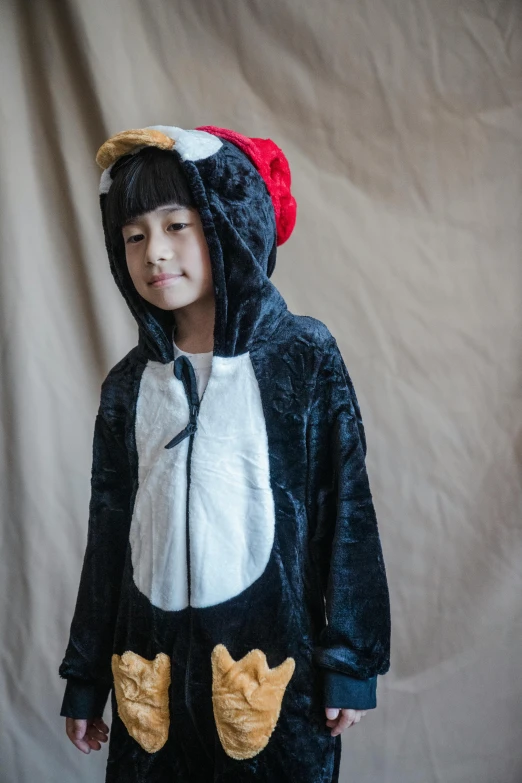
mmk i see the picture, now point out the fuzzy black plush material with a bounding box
[59,131,391,783]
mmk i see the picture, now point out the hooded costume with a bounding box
[58,124,391,783]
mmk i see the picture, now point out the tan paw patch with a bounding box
[211,643,295,760]
[111,651,171,754]
[96,129,176,170]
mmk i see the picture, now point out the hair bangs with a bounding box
[104,146,196,243]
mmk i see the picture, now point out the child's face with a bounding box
[121,204,214,312]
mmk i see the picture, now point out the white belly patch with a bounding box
[129,353,275,611]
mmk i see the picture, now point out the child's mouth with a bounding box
[149,274,184,288]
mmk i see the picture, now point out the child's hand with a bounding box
[65,717,110,754]
[325,708,367,736]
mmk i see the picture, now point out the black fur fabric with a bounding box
[59,138,390,782]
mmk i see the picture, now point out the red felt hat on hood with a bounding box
[196,126,297,247]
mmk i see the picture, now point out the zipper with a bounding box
[164,355,200,450]
[164,356,212,759]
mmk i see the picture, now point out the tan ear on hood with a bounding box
[96,128,176,170]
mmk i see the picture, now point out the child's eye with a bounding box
[124,223,188,244]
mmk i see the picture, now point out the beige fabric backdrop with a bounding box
[1,0,521,780]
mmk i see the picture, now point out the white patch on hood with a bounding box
[99,125,222,194]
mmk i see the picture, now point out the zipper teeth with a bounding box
[186,432,194,606]
[184,431,194,711]
[183,430,212,761]
[174,356,210,759]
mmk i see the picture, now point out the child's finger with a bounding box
[325,708,340,721]
[93,717,110,734]
[74,739,91,754]
[330,710,355,736]
[65,718,91,754]
[87,726,108,743]
[65,717,86,742]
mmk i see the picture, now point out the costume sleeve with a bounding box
[58,399,133,719]
[307,339,391,710]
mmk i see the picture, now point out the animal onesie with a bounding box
[58,124,391,783]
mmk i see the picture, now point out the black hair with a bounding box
[104,146,196,244]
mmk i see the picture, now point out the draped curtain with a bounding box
[1,1,521,780]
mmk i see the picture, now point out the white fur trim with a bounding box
[98,126,222,195]
[99,164,114,195]
[129,353,275,611]
[145,125,222,161]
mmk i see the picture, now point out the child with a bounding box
[59,124,391,783]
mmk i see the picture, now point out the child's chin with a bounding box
[147,292,194,312]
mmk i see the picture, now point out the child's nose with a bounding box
[145,234,174,265]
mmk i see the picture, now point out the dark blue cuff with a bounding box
[59,678,112,719]
[323,670,378,709]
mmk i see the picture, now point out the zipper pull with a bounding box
[164,419,197,449]
[164,355,200,450]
